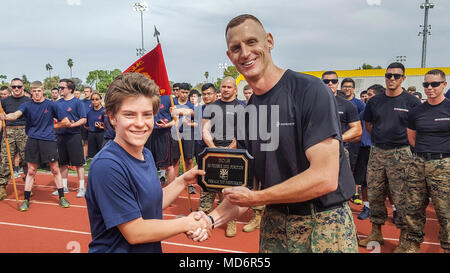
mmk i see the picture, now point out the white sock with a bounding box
[364,201,370,208]
[79,180,85,189]
[62,178,68,189]
[160,169,166,177]
[392,204,396,211]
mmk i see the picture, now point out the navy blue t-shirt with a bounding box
[81,98,93,114]
[102,114,115,140]
[86,107,105,133]
[86,141,162,253]
[153,95,177,131]
[19,99,66,141]
[55,97,87,135]
[407,99,450,154]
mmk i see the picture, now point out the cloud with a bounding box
[66,0,81,6]
[367,0,381,6]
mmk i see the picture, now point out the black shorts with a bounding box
[81,127,89,142]
[171,136,195,161]
[146,128,172,168]
[25,138,59,164]
[56,134,85,166]
[353,146,370,186]
[88,131,105,158]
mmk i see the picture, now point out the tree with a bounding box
[357,63,382,70]
[67,58,74,78]
[223,65,239,79]
[44,76,60,90]
[0,75,7,84]
[86,69,122,92]
[45,63,53,78]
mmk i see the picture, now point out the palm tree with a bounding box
[67,58,74,78]
[45,63,53,78]
[204,71,209,82]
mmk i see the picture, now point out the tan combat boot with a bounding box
[243,210,262,232]
[393,229,408,253]
[226,220,237,237]
[359,223,384,247]
[0,185,7,201]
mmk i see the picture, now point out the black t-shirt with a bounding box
[1,95,32,126]
[245,69,355,208]
[408,99,450,153]
[203,99,245,147]
[335,95,360,134]
[363,91,421,146]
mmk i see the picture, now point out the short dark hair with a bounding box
[226,14,264,37]
[0,85,9,91]
[387,62,405,74]
[360,90,367,98]
[426,69,446,79]
[243,84,252,91]
[60,78,76,93]
[413,92,422,100]
[189,89,200,97]
[178,82,191,91]
[367,84,385,95]
[321,71,338,78]
[341,78,355,88]
[51,87,59,92]
[201,83,216,92]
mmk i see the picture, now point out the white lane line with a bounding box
[0,221,247,253]
[357,234,441,246]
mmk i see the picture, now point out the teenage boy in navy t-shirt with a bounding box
[54,79,87,198]
[0,81,71,211]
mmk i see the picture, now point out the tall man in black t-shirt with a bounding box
[202,76,245,237]
[360,62,421,251]
[403,69,450,253]
[0,78,31,200]
[194,14,358,252]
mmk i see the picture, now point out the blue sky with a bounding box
[1,0,449,86]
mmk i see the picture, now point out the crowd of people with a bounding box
[0,13,449,253]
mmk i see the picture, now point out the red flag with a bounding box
[123,43,171,96]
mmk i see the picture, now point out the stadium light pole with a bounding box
[419,0,434,68]
[133,2,149,57]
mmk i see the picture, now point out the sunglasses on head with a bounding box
[11,85,23,89]
[323,79,338,84]
[385,73,403,80]
[422,81,444,88]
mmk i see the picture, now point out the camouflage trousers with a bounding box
[259,202,358,253]
[198,190,221,213]
[367,146,413,230]
[405,156,450,250]
[0,128,28,186]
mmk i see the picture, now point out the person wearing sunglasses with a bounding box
[53,79,87,198]
[361,62,421,252]
[0,78,31,201]
[403,69,450,253]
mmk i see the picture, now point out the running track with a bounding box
[0,173,444,253]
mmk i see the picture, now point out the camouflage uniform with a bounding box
[366,145,413,230]
[259,202,358,253]
[405,156,450,251]
[0,127,28,186]
[198,190,220,213]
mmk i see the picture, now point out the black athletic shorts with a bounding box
[353,146,370,186]
[171,137,195,161]
[81,127,89,141]
[56,134,85,166]
[25,138,59,164]
[88,131,105,158]
[146,128,172,168]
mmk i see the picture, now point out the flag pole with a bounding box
[0,104,20,209]
[168,95,193,212]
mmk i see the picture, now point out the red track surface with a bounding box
[0,173,444,253]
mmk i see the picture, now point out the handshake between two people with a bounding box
[177,166,259,243]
